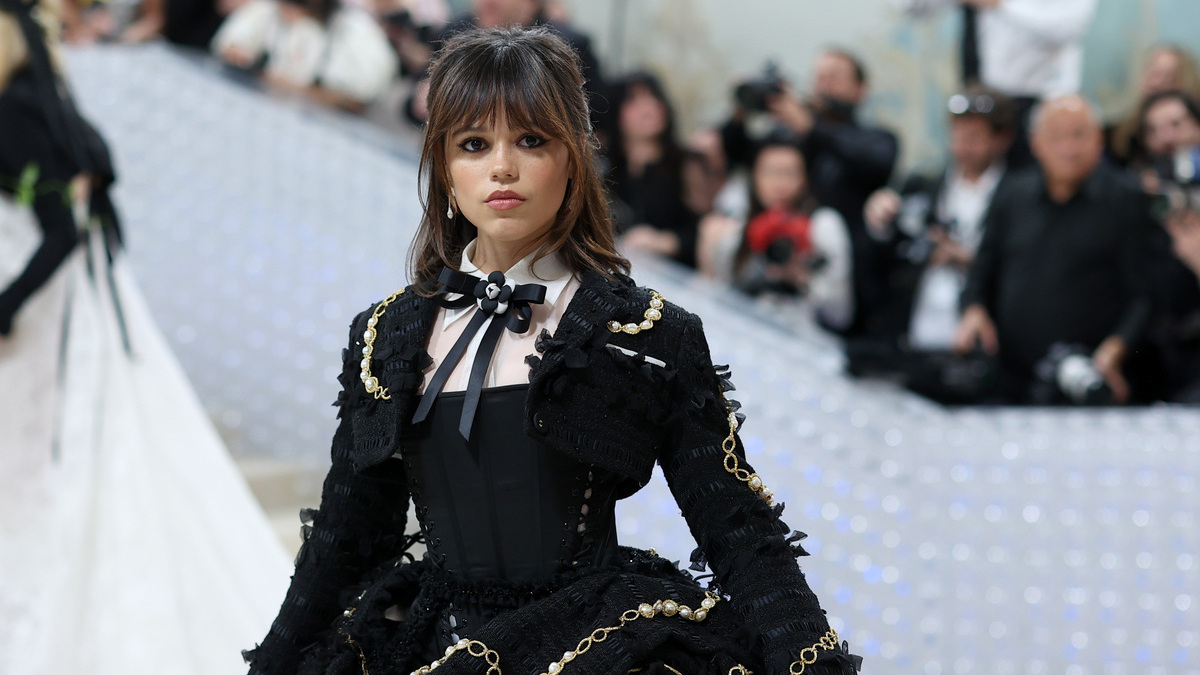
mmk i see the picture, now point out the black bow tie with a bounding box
[410,267,547,441]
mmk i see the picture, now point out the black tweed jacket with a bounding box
[247,269,849,675]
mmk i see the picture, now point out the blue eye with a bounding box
[459,138,486,152]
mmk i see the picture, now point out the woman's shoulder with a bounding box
[590,271,704,341]
[344,283,434,339]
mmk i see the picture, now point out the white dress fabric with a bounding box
[0,196,291,674]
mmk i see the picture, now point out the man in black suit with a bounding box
[955,94,1157,403]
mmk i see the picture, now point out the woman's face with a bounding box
[619,84,668,142]
[753,146,806,211]
[446,112,572,255]
[1143,97,1200,158]
[1141,50,1182,98]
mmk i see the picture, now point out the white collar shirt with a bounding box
[938,161,1005,254]
[423,240,579,393]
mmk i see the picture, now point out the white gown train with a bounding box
[0,196,291,674]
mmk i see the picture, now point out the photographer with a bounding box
[955,95,1157,404]
[1139,94,1200,402]
[720,49,898,335]
[1155,208,1200,402]
[863,87,1013,350]
[701,132,855,331]
[1137,90,1200,192]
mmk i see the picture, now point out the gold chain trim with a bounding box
[406,638,501,675]
[340,598,370,675]
[728,665,752,675]
[788,629,842,675]
[538,591,721,675]
[607,291,665,335]
[718,389,774,506]
[359,288,406,400]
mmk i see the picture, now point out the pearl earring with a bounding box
[446,187,456,219]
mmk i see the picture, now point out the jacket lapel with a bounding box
[350,287,438,471]
[527,269,631,389]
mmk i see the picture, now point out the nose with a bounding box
[491,143,518,181]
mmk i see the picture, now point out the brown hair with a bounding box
[1112,45,1200,164]
[409,26,628,292]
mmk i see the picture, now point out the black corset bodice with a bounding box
[402,384,620,584]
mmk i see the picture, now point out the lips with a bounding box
[485,190,526,211]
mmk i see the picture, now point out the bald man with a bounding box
[954,95,1157,403]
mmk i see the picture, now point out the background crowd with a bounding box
[48,0,1200,406]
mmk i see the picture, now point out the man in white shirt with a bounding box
[897,0,1097,168]
[863,87,1014,350]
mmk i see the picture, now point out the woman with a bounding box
[606,71,701,269]
[245,27,858,675]
[1,3,289,673]
[1108,45,1200,167]
[698,133,854,333]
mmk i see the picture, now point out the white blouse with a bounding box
[422,241,579,394]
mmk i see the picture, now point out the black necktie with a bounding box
[410,267,547,440]
[961,5,981,86]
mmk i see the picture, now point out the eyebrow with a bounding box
[451,125,550,138]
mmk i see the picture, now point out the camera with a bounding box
[745,208,812,262]
[735,62,786,113]
[885,192,959,267]
[1033,343,1113,405]
[1150,146,1200,219]
[738,208,827,296]
[761,237,828,270]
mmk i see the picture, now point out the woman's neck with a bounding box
[470,236,541,274]
[623,136,663,178]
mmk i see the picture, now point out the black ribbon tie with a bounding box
[411,267,546,440]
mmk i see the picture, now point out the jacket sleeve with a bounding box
[0,186,78,333]
[244,309,410,675]
[959,179,1008,312]
[657,313,858,675]
[0,101,80,334]
[1111,187,1157,346]
[805,121,898,192]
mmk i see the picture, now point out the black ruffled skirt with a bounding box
[298,547,762,675]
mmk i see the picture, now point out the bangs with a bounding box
[434,43,572,139]
[411,26,629,289]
